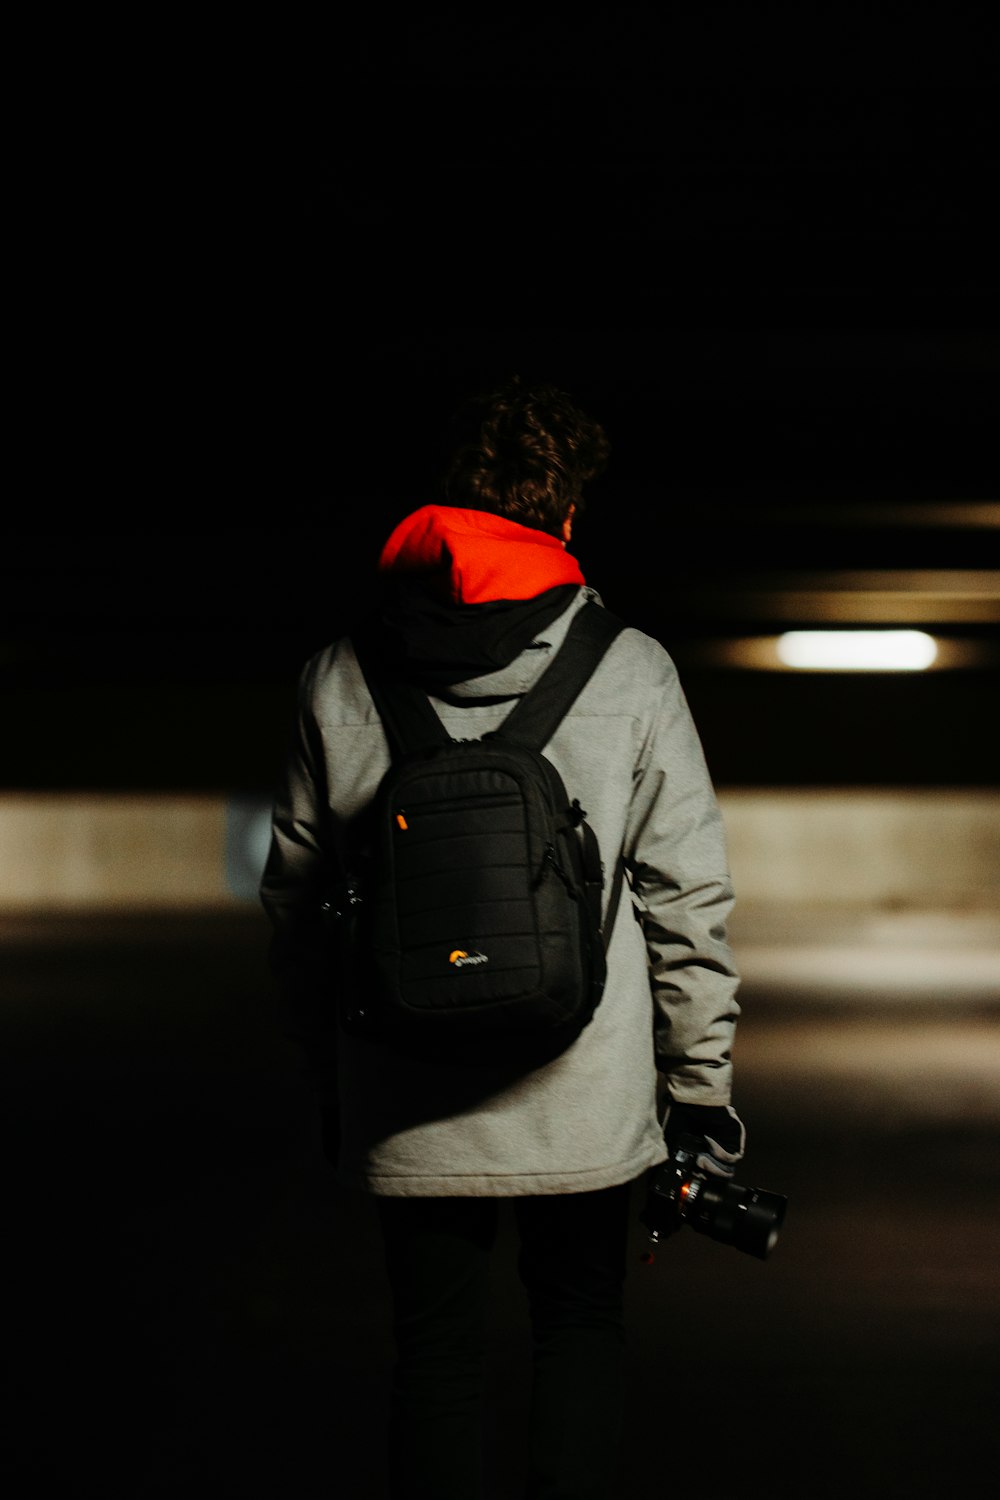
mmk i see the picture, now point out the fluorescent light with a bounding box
[776,630,939,671]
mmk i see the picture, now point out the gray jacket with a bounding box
[259,585,741,1197]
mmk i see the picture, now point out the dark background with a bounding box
[5,15,1000,1499]
[5,10,998,792]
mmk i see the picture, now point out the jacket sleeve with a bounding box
[622,652,741,1106]
[258,653,341,1078]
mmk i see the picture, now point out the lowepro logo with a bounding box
[449,949,489,968]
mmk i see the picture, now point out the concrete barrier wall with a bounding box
[0,788,997,912]
[0,794,236,910]
[719,788,1000,908]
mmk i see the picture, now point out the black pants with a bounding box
[376,1182,633,1500]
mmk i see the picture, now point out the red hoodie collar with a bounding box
[378,506,585,605]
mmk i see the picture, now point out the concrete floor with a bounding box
[4,910,999,1498]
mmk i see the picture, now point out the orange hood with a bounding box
[378,505,585,604]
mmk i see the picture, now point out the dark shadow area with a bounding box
[4,911,999,1497]
[8,22,997,1495]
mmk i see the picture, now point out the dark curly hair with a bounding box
[441,375,610,537]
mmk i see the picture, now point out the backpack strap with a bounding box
[353,600,626,760]
[351,635,452,758]
[499,601,628,941]
[495,601,626,751]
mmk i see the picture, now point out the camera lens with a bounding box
[685,1180,788,1260]
[731,1187,788,1259]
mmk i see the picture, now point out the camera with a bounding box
[639,1134,788,1261]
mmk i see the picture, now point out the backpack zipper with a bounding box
[394,793,521,824]
[540,842,575,891]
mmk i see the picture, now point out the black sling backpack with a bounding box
[330,602,627,1068]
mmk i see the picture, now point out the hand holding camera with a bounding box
[640,1101,788,1262]
[664,1100,747,1178]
